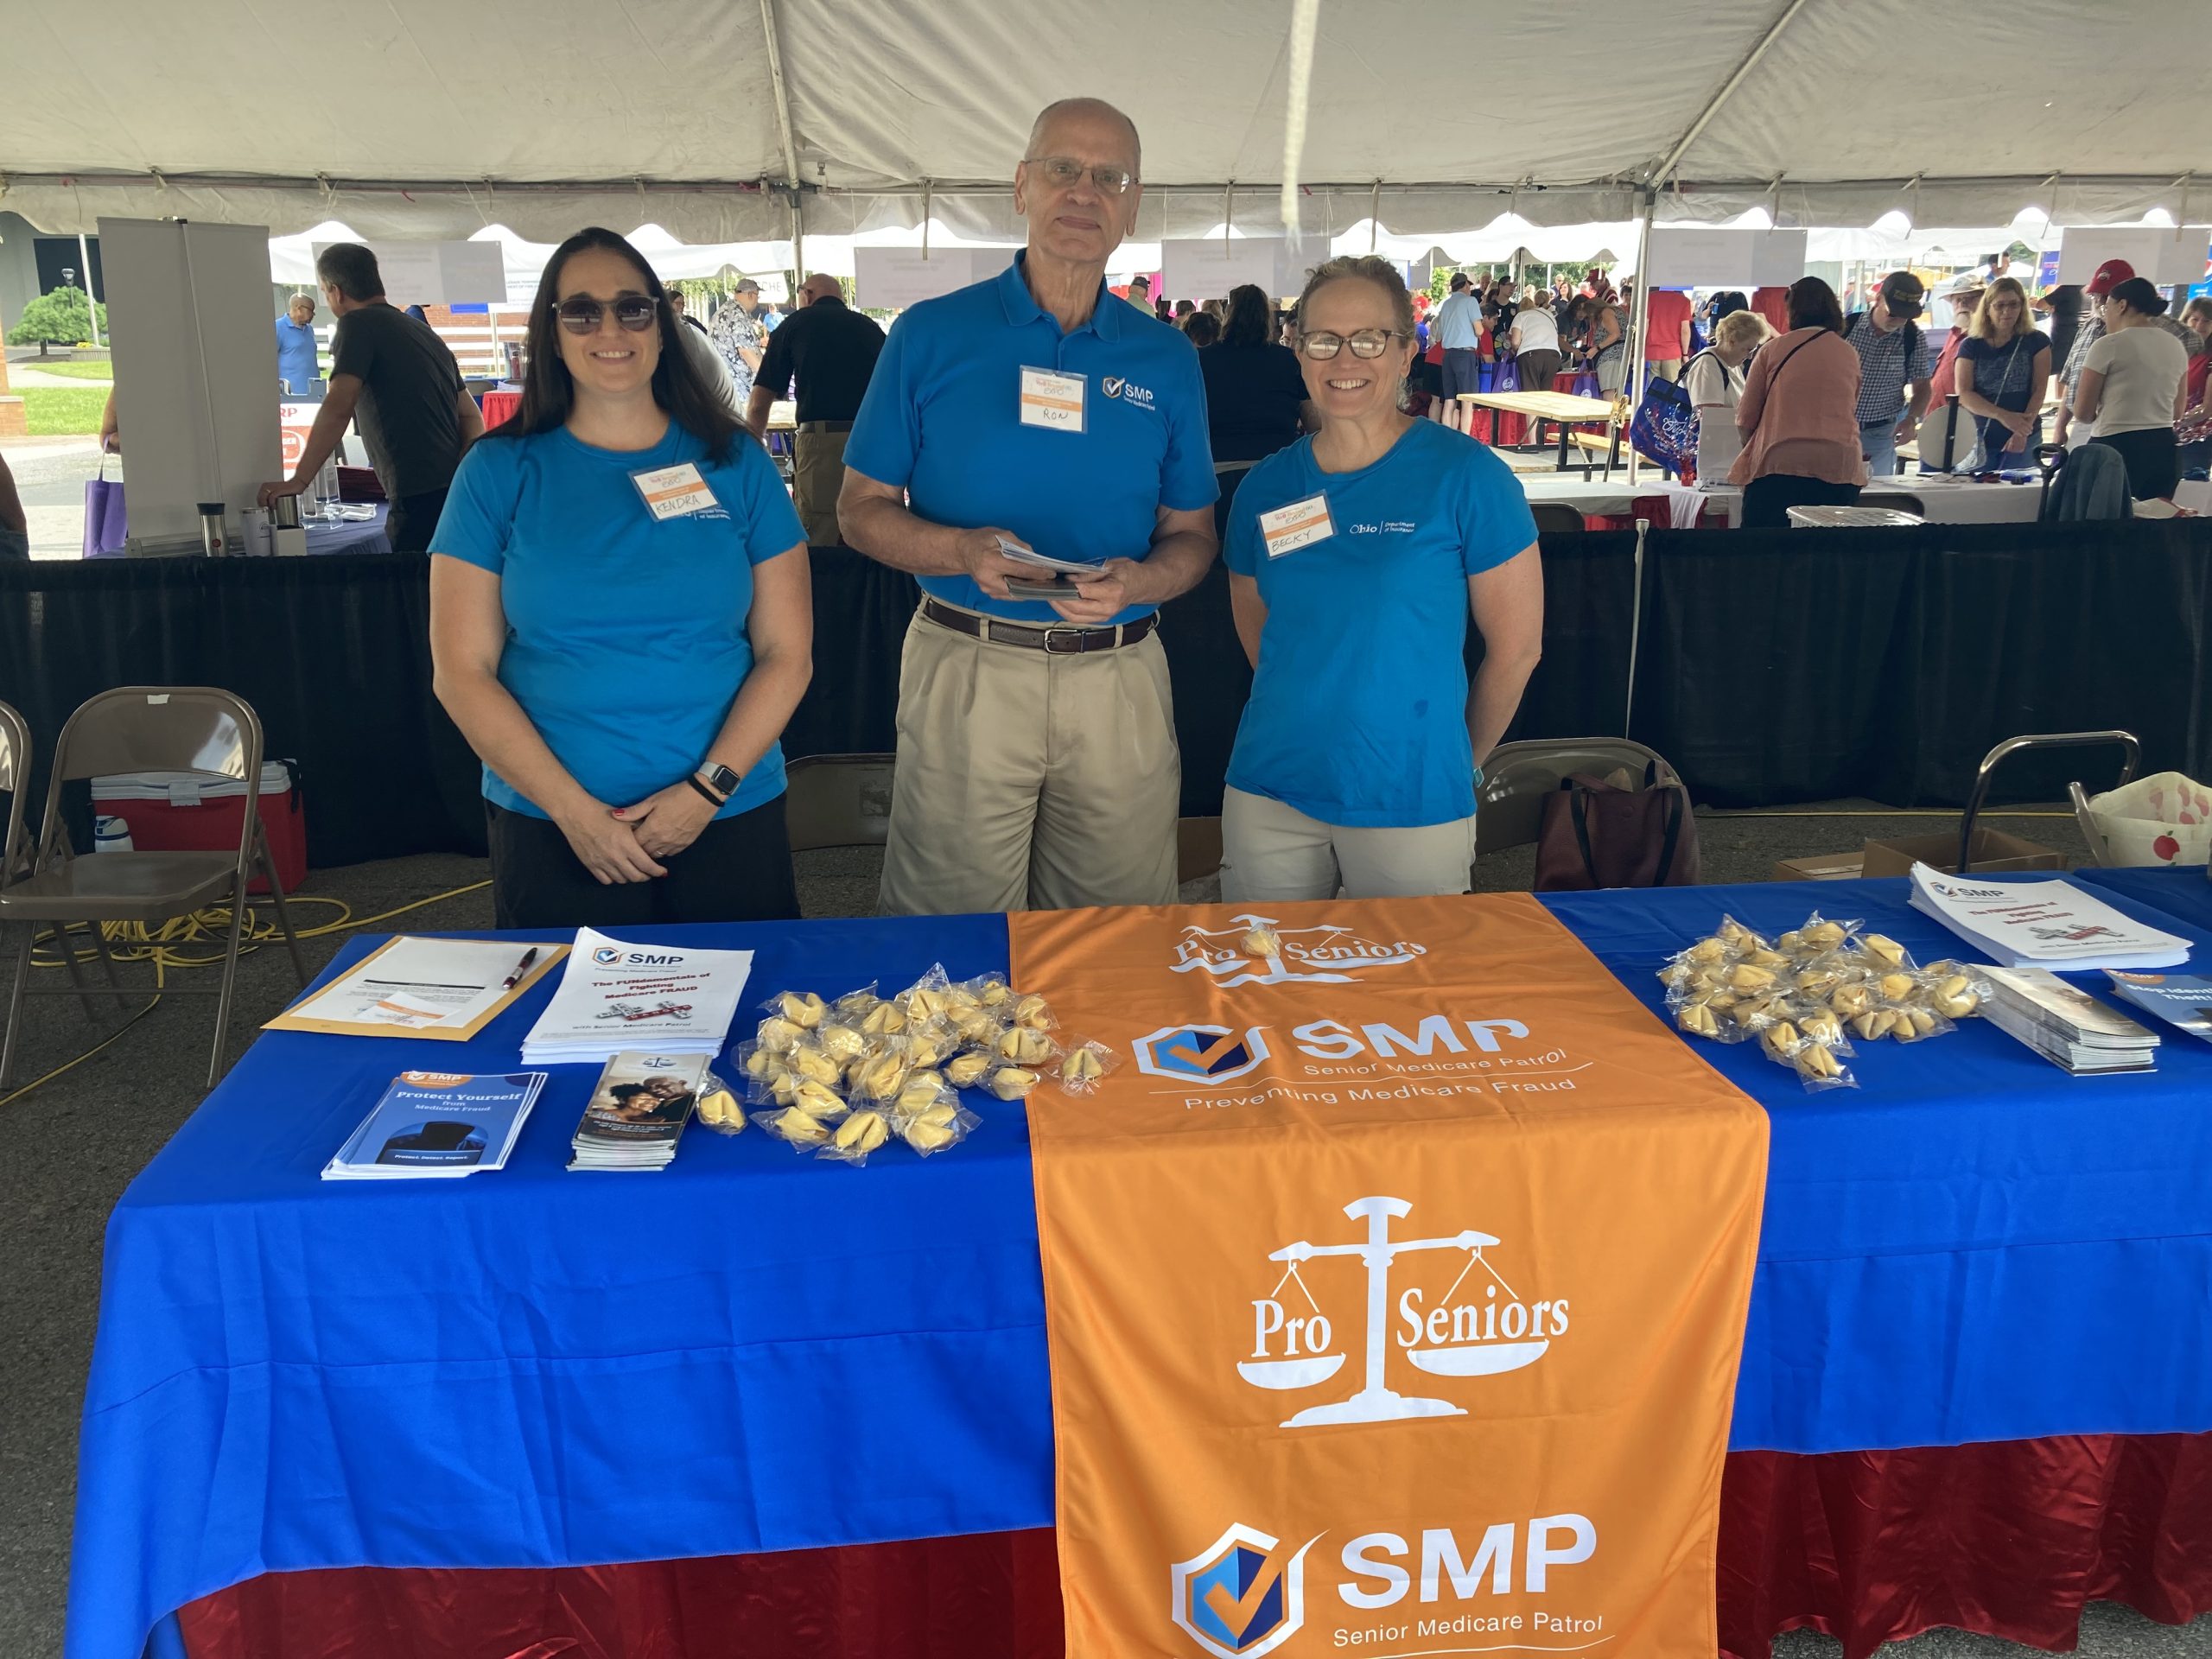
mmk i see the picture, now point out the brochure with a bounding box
[2103,972,2212,1046]
[569,1051,709,1170]
[1979,966,2158,1074]
[995,534,1102,577]
[267,936,566,1040]
[1907,864,2190,971]
[322,1071,548,1180]
[520,929,753,1065]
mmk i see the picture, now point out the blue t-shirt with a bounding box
[430,423,805,821]
[275,315,320,391]
[1223,422,1538,828]
[844,252,1217,624]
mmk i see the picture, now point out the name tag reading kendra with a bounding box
[631,461,720,520]
[1019,365,1086,433]
[1258,492,1336,556]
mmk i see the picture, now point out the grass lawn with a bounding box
[18,359,115,381]
[19,386,108,435]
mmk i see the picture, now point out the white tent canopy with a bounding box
[3,0,2205,244]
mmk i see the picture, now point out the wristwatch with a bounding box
[696,762,740,803]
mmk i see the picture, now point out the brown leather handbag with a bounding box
[1535,760,1701,890]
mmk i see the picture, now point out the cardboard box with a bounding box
[1860,829,2066,879]
[1772,853,1866,882]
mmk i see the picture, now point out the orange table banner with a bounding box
[1013,893,1768,1659]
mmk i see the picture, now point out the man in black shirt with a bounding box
[257,243,482,552]
[745,273,886,544]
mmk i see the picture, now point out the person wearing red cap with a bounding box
[2071,275,2190,498]
[2055,257,2204,445]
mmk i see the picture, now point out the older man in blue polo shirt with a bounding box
[840,97,1219,915]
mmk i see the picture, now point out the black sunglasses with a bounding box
[553,295,660,334]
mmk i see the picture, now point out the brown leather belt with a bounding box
[920,595,1158,654]
[795,420,854,434]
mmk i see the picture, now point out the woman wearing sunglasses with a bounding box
[1217,255,1543,902]
[429,227,812,928]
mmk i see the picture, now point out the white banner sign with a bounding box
[1644,227,1808,288]
[852,246,1001,310]
[312,240,509,308]
[2056,226,2211,286]
[1160,237,1301,302]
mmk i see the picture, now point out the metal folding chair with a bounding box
[1475,737,1681,861]
[0,688,307,1090]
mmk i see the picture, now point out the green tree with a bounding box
[5,286,109,355]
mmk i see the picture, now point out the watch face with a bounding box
[705,765,740,793]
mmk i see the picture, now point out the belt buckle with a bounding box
[1041,622,1088,654]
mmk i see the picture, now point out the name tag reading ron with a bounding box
[1019,365,1087,434]
[1258,492,1336,557]
[631,461,720,520]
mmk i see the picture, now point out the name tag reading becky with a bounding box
[631,461,720,521]
[1258,492,1336,557]
[1019,365,1087,434]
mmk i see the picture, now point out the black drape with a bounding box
[3,519,2204,868]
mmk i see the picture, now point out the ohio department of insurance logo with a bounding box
[1172,913,1428,991]
[1135,1024,1271,1084]
[1171,1522,1319,1659]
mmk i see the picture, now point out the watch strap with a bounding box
[684,772,728,809]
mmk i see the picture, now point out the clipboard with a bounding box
[264,936,569,1040]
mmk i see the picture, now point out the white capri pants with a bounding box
[1219,786,1477,903]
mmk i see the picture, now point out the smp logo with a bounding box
[1171,1522,1320,1659]
[1135,1023,1272,1084]
[595,948,686,967]
[1173,913,1427,991]
[1103,375,1158,407]
[592,947,622,965]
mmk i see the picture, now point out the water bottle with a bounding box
[92,815,136,854]
[312,453,340,518]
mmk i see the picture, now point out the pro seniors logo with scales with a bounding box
[1172,913,1428,990]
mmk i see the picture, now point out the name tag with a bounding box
[1258,493,1336,557]
[1019,365,1087,433]
[631,461,720,520]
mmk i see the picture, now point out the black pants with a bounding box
[387,487,451,554]
[1741,474,1861,529]
[486,796,800,930]
[2090,429,2180,500]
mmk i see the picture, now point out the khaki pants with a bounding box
[1649,358,1682,383]
[1219,786,1476,903]
[792,427,847,546]
[879,610,1182,914]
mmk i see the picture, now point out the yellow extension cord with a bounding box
[0,880,490,1108]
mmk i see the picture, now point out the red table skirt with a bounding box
[176,1433,2212,1659]
[480,389,523,431]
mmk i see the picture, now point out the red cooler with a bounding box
[90,763,307,895]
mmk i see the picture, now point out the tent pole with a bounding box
[1625,189,1654,485]
[1647,0,1815,193]
[756,0,802,195]
[79,231,102,347]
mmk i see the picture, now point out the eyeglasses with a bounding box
[1024,156,1137,195]
[1298,329,1408,360]
[553,295,660,334]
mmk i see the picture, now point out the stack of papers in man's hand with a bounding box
[1907,864,2190,971]
[2103,972,2212,1046]
[1978,966,2158,1073]
[995,535,1102,577]
[569,1052,709,1171]
[521,929,753,1065]
[323,1071,547,1179]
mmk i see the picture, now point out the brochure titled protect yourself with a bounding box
[521,929,753,1065]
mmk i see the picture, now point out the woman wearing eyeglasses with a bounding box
[1217,255,1543,902]
[429,227,812,928]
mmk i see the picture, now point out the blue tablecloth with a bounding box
[68,876,2212,1659]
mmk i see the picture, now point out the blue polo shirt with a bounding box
[1223,422,1537,828]
[431,422,804,821]
[844,252,1218,625]
[275,315,320,391]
